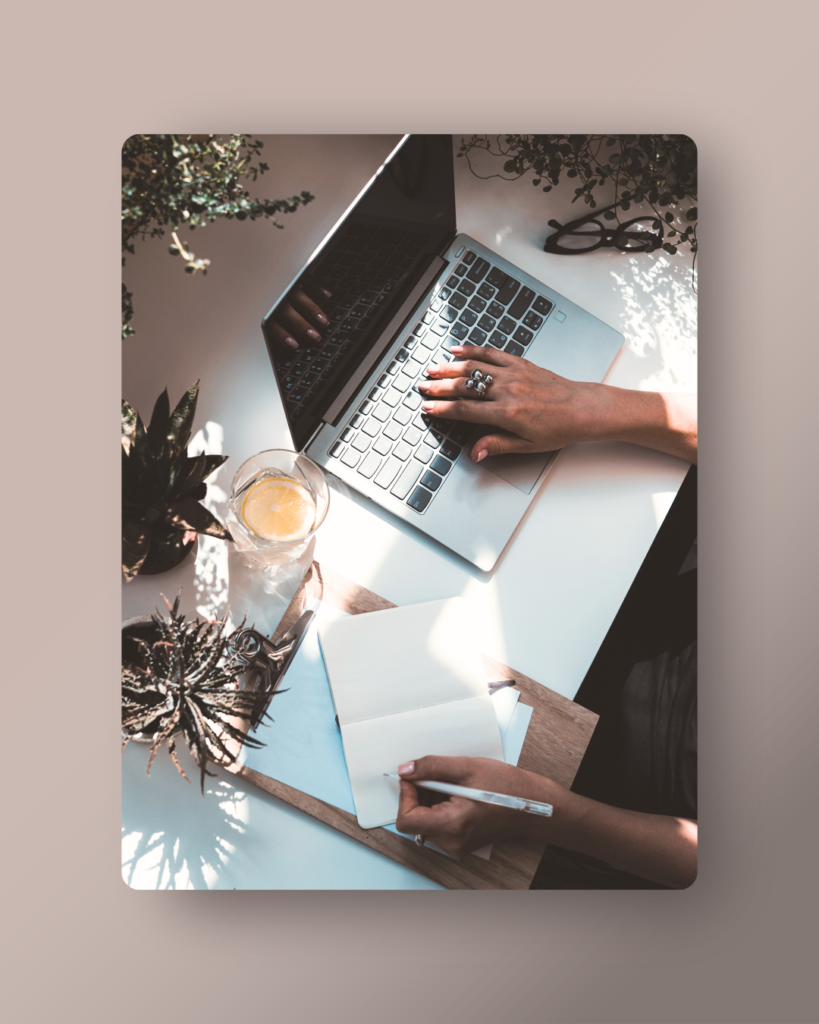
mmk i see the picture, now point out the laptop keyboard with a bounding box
[329,248,554,514]
[275,221,429,422]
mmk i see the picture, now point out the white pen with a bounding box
[383,773,553,816]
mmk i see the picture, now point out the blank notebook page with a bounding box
[318,597,504,828]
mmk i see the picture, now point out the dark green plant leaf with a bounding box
[169,453,228,499]
[122,517,151,580]
[147,388,170,457]
[122,400,137,453]
[165,498,232,539]
[662,242,678,255]
[167,380,199,459]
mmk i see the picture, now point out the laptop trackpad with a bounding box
[480,450,556,494]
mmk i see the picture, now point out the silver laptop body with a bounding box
[262,136,623,572]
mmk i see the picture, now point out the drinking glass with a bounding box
[228,450,330,579]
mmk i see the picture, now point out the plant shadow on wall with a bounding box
[459,135,697,282]
[121,134,314,339]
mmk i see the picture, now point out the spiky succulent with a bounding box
[122,593,271,791]
[122,379,231,580]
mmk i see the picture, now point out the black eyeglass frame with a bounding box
[544,202,664,255]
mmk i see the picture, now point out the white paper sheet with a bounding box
[319,598,505,828]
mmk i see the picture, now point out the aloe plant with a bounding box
[122,593,270,791]
[122,380,231,580]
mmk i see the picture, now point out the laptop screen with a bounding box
[262,135,457,451]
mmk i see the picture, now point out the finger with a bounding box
[398,755,476,785]
[450,345,517,367]
[425,356,500,380]
[267,319,299,351]
[419,397,497,422]
[416,376,483,400]
[471,432,537,463]
[395,781,466,835]
[289,286,330,330]
[274,301,323,345]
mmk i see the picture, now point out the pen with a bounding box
[383,773,553,816]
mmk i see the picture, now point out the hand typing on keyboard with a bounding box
[418,344,698,465]
[267,277,333,351]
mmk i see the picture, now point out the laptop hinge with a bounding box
[323,255,448,426]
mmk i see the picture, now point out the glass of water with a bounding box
[228,450,330,576]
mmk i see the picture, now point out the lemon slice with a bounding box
[241,476,316,542]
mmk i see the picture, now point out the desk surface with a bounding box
[121,135,696,889]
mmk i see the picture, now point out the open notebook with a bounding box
[318,597,505,828]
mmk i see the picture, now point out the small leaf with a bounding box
[122,517,151,580]
[165,498,232,540]
[168,381,200,459]
[662,242,678,255]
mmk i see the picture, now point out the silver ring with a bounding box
[415,834,426,847]
[465,370,494,398]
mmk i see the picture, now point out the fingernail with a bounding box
[422,402,435,412]
[417,383,431,393]
[306,328,321,342]
[284,337,298,350]
[397,761,415,777]
[315,313,329,326]
[475,449,488,462]
[425,366,439,377]
[320,287,333,299]
[450,345,464,354]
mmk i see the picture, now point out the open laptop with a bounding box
[261,135,623,571]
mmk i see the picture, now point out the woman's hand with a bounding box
[267,279,332,351]
[417,344,697,464]
[394,756,558,860]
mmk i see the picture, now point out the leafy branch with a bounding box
[458,134,697,259]
[122,134,315,338]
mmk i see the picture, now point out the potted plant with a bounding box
[122,379,232,579]
[122,593,271,791]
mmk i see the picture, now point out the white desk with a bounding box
[121,135,696,889]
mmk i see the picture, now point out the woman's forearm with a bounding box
[524,777,698,888]
[592,386,698,464]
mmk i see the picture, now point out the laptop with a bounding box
[261,135,623,571]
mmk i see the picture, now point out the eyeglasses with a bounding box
[544,203,664,255]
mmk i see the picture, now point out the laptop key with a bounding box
[487,300,505,319]
[459,309,478,327]
[403,392,422,410]
[469,327,487,345]
[361,418,380,437]
[452,263,467,276]
[373,435,393,456]
[407,486,432,512]
[341,448,360,468]
[450,322,469,340]
[498,315,516,334]
[505,340,525,357]
[431,320,448,335]
[413,445,432,464]
[329,441,344,458]
[513,325,534,346]
[393,440,412,461]
[462,250,476,264]
[352,433,371,452]
[468,295,486,313]
[391,461,422,499]
[404,426,422,446]
[466,257,490,283]
[383,420,403,441]
[393,406,412,426]
[357,451,381,478]
[401,361,417,377]
[496,277,520,306]
[430,455,452,475]
[477,281,495,300]
[423,430,443,448]
[508,286,536,320]
[440,305,459,323]
[448,292,467,310]
[440,440,462,460]
[485,266,506,289]
[381,388,401,407]
[374,456,401,489]
[447,275,460,287]
[533,295,553,315]
[420,470,442,491]
[371,403,390,422]
[341,427,355,442]
[478,314,496,332]
[391,375,410,393]
[523,311,544,331]
[457,279,476,297]
[449,425,472,445]
[488,330,507,348]
[420,332,438,350]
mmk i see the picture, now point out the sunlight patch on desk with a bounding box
[606,255,697,394]
[652,490,677,528]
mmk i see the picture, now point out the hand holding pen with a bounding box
[393,756,563,861]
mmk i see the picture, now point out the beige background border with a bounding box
[5,1,818,1021]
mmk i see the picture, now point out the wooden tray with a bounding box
[225,562,598,890]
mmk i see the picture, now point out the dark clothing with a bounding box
[531,468,697,889]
